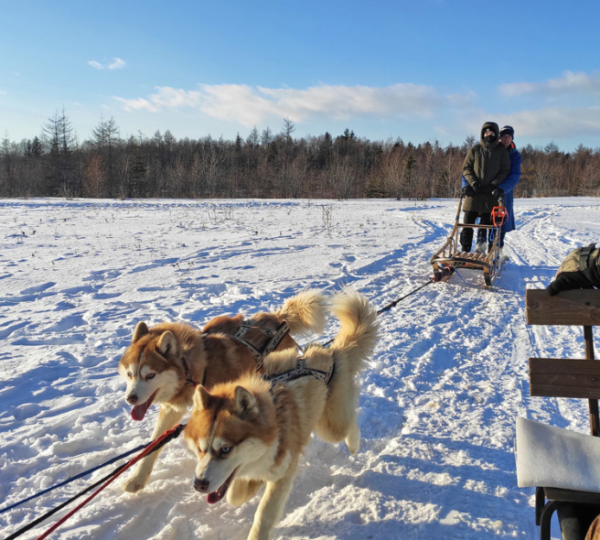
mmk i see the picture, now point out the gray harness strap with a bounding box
[263,322,290,355]
[263,357,335,386]
[232,321,291,367]
[233,324,264,360]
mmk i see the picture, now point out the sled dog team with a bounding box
[118,289,379,540]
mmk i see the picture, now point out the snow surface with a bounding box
[1,197,599,540]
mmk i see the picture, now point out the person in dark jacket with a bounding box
[547,243,600,295]
[460,121,510,253]
[462,125,522,253]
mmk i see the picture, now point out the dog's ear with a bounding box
[193,385,212,411]
[234,386,257,418]
[157,331,177,357]
[132,322,149,343]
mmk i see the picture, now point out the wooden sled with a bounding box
[430,195,508,287]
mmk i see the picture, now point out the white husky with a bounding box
[184,290,379,540]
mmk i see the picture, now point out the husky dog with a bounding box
[184,290,378,540]
[118,290,328,493]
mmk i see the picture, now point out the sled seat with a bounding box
[457,252,487,261]
[518,289,600,540]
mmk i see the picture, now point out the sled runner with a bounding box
[430,195,508,287]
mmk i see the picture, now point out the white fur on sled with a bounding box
[516,417,600,493]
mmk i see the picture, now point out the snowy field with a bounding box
[1,197,598,540]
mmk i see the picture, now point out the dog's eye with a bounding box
[127,372,133,378]
[220,446,232,456]
[147,373,156,380]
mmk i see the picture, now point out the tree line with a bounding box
[1,111,599,199]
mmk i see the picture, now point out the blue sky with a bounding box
[1,0,599,151]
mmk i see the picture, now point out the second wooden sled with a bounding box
[430,195,508,287]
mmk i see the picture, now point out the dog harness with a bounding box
[229,321,292,369]
[262,357,335,386]
[180,356,205,387]
[180,321,292,386]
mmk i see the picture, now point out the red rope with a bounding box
[35,424,184,540]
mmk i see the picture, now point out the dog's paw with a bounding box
[122,475,147,493]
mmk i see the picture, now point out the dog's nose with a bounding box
[126,394,138,405]
[193,475,210,493]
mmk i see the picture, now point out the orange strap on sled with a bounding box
[491,206,508,227]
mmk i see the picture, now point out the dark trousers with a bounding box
[460,211,492,252]
[557,504,600,540]
[475,229,506,249]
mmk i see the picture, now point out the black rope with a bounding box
[3,425,186,540]
[320,279,434,347]
[376,278,434,315]
[0,442,150,515]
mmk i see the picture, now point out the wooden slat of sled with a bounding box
[525,288,600,540]
[526,289,600,326]
[529,358,600,399]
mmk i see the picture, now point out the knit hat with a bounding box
[500,125,515,139]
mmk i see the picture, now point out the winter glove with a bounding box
[462,185,475,197]
[474,184,494,195]
[546,270,594,296]
[491,187,504,199]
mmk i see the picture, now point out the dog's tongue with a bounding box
[206,471,237,505]
[206,485,227,504]
[129,389,158,421]
[130,399,152,421]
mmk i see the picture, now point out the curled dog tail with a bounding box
[278,289,329,337]
[330,289,379,375]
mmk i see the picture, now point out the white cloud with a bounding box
[108,58,126,70]
[115,83,453,126]
[496,107,600,137]
[88,58,127,70]
[500,71,600,98]
[460,106,600,139]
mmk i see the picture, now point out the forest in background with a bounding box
[1,112,599,200]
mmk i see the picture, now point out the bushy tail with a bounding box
[330,288,379,375]
[278,290,329,337]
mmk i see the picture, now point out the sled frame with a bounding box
[430,195,504,286]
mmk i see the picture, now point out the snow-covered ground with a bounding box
[1,197,598,540]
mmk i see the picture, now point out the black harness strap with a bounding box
[579,243,598,271]
[181,356,205,387]
[263,357,335,386]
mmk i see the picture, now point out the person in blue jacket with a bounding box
[461,125,522,253]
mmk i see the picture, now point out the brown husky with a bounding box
[118,290,328,493]
[184,289,378,540]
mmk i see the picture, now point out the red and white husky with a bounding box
[117,290,328,493]
[184,290,378,540]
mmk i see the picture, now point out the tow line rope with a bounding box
[376,278,434,315]
[320,278,435,347]
[0,442,150,516]
[5,424,186,540]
